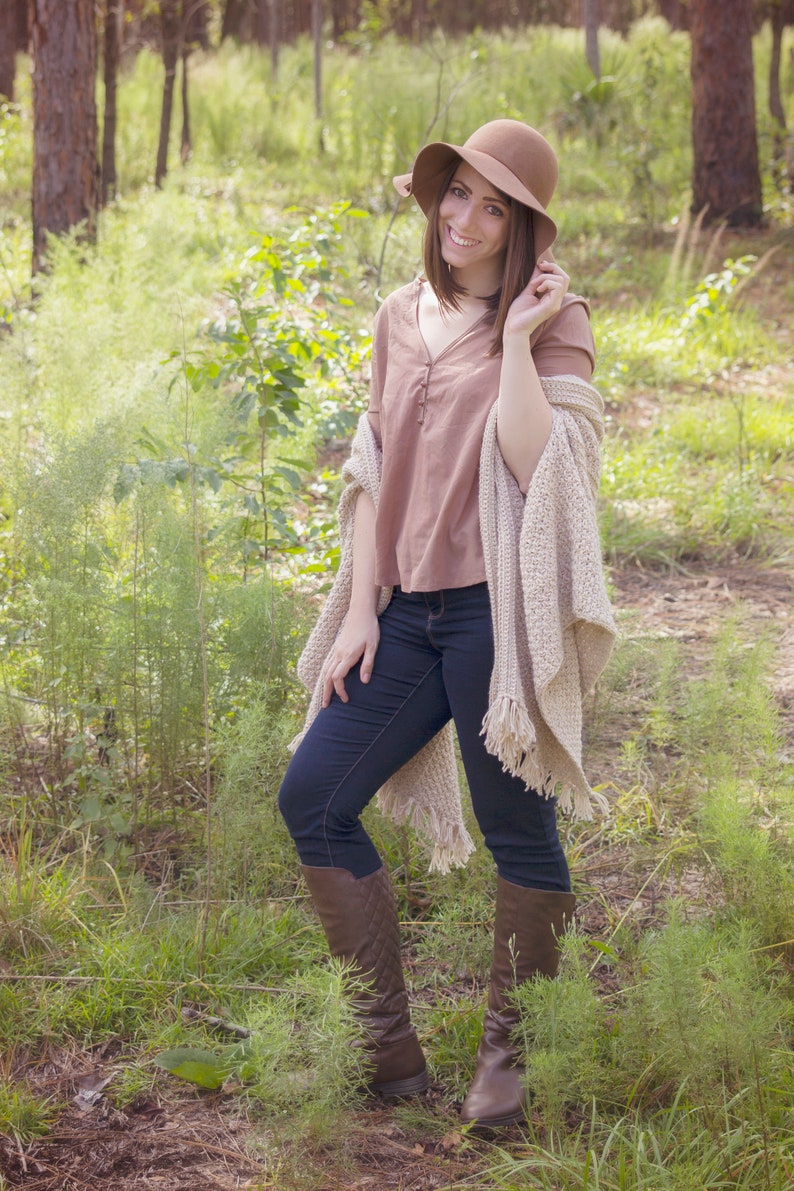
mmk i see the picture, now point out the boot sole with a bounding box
[461,1109,526,1129]
[371,1067,430,1099]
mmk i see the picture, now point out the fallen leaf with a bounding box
[72,1072,113,1111]
[441,1130,463,1150]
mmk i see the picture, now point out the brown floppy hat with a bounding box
[393,118,559,258]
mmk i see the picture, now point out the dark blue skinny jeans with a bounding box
[278,582,570,892]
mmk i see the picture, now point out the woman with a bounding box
[278,120,616,1128]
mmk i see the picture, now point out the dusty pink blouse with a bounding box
[367,277,595,592]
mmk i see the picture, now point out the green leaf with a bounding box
[154,1048,231,1090]
[74,796,103,826]
[273,466,303,490]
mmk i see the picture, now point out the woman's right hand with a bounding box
[321,609,380,707]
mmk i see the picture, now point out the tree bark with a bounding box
[411,0,425,42]
[14,0,27,49]
[256,0,268,44]
[270,0,279,82]
[181,47,191,162]
[185,0,208,49]
[690,0,762,226]
[221,0,246,40]
[768,6,787,129]
[584,0,600,79]
[102,0,121,205]
[0,0,16,100]
[155,0,181,188]
[181,0,208,163]
[656,0,690,28]
[29,0,99,273]
[312,0,322,121]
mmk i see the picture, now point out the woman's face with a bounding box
[437,160,511,291]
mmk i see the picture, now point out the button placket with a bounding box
[417,360,432,424]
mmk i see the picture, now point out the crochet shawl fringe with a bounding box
[290,375,617,873]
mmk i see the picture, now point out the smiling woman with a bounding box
[277,119,617,1129]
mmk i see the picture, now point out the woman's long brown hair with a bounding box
[421,157,537,356]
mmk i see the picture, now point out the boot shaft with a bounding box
[488,879,576,1017]
[300,863,428,1095]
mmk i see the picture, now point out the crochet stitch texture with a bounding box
[291,375,617,873]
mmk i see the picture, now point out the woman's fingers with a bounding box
[533,260,570,302]
[504,261,571,340]
[360,637,378,685]
[321,624,380,707]
[322,653,352,706]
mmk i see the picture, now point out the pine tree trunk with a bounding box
[411,0,425,42]
[183,0,208,49]
[312,0,322,121]
[270,0,279,82]
[102,0,121,205]
[181,48,191,163]
[15,0,27,48]
[155,0,181,188]
[769,8,786,130]
[657,0,690,29]
[30,0,99,273]
[584,0,601,79]
[0,0,15,100]
[256,0,268,45]
[221,0,245,40]
[181,0,207,162]
[690,0,762,225]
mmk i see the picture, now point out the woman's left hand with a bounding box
[503,260,570,341]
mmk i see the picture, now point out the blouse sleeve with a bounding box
[530,294,595,382]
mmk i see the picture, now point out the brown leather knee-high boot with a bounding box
[460,878,575,1128]
[301,864,429,1098]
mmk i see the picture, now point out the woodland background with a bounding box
[0,2,793,1190]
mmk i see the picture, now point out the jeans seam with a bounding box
[321,654,446,867]
[425,590,445,648]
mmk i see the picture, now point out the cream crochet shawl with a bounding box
[292,375,617,873]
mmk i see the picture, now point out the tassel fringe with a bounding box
[481,693,535,774]
[377,785,476,874]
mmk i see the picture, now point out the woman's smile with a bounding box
[447,226,480,248]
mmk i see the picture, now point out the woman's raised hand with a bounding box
[321,610,381,707]
[503,260,570,341]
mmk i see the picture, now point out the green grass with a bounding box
[0,1080,58,1146]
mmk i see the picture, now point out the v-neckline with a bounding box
[414,279,489,365]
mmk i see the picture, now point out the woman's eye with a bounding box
[486,205,505,218]
[450,186,467,198]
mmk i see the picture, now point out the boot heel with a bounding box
[372,1067,430,1098]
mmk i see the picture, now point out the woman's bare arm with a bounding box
[496,260,570,493]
